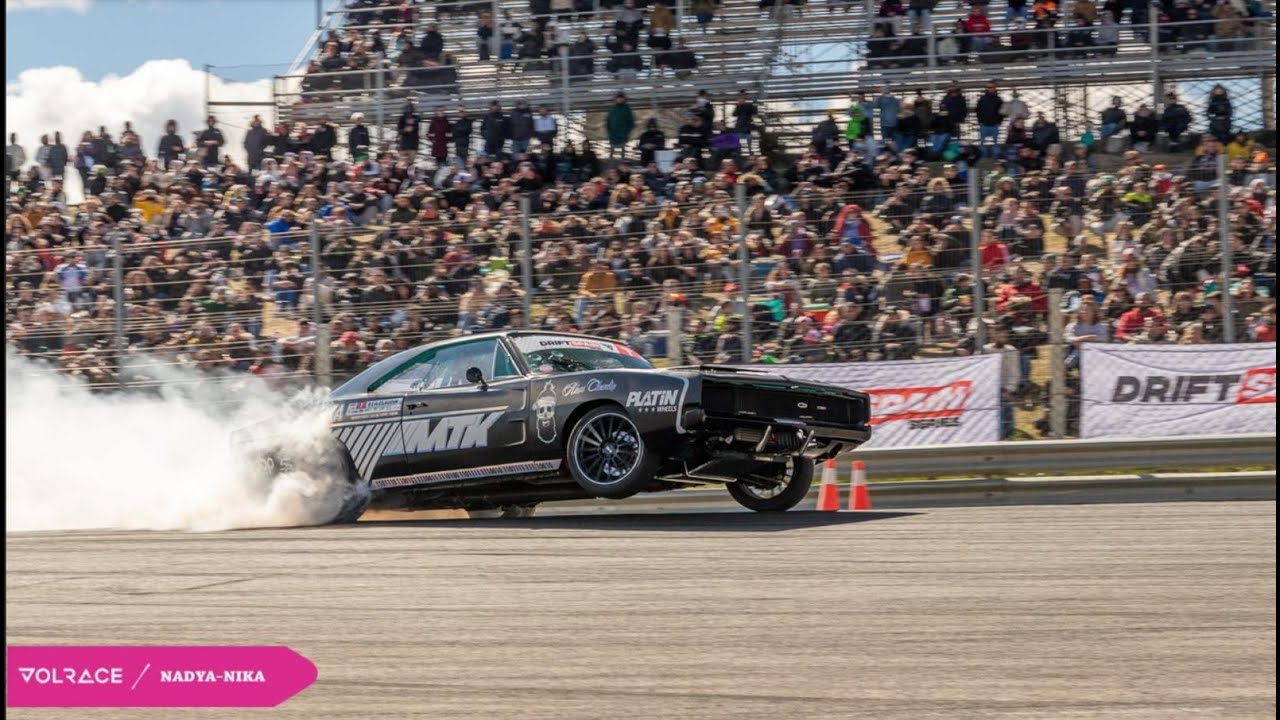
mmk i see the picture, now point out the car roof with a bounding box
[329,330,630,398]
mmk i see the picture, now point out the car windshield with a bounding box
[512,334,652,375]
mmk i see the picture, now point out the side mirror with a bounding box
[465,366,488,391]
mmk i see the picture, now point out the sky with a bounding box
[5,0,326,200]
[6,0,319,82]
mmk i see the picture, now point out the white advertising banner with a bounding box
[739,355,1003,448]
[1081,343,1277,438]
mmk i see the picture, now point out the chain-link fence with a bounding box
[7,136,1274,439]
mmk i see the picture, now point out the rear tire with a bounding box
[565,406,659,499]
[257,440,369,524]
[727,458,814,512]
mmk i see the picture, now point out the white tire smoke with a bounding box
[5,353,353,532]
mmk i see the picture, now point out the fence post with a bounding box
[491,0,502,62]
[519,195,534,327]
[310,223,332,388]
[676,0,685,39]
[1048,287,1066,438]
[927,21,937,95]
[735,183,752,363]
[374,61,386,148]
[1150,2,1162,114]
[667,305,683,365]
[968,168,986,353]
[560,44,571,118]
[111,231,125,389]
[1218,151,1235,343]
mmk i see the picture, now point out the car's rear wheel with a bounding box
[566,406,659,499]
[255,440,369,524]
[727,457,814,512]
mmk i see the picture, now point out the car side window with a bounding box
[418,339,503,390]
[493,343,520,379]
[369,348,438,394]
[371,339,519,394]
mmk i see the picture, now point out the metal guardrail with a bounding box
[553,470,1276,513]
[850,433,1277,479]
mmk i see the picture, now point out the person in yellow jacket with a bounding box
[578,258,619,297]
[1225,131,1253,163]
[576,258,618,326]
[131,188,166,224]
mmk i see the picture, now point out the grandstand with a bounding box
[7,0,1277,441]
[271,0,1277,153]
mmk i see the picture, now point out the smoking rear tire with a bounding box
[565,406,659,499]
[727,458,815,512]
[330,447,371,524]
[257,441,369,525]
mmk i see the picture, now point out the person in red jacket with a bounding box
[979,228,1010,275]
[996,264,1048,316]
[427,107,451,166]
[1114,291,1165,341]
[962,6,994,51]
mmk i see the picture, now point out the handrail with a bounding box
[290,0,349,75]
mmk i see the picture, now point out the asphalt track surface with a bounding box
[6,501,1276,720]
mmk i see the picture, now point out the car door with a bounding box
[395,337,528,475]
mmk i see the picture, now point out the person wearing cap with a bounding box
[197,115,224,168]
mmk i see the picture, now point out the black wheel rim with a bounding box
[574,413,642,486]
[740,463,794,499]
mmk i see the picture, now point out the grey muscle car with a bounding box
[253,331,872,522]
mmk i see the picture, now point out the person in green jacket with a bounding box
[606,92,636,159]
[844,105,867,151]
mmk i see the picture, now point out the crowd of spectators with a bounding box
[4,77,1275,436]
[300,0,708,101]
[864,0,1270,67]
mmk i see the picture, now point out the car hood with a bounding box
[663,364,869,402]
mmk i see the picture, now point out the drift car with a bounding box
[252,331,872,522]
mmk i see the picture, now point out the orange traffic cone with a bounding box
[848,460,872,511]
[815,458,840,511]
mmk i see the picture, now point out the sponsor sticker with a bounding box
[1109,369,1276,404]
[561,378,618,397]
[514,335,621,355]
[866,381,972,427]
[535,381,558,443]
[625,389,680,413]
[342,398,403,419]
[401,411,503,453]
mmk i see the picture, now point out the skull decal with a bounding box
[534,381,558,444]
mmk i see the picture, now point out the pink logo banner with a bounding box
[6,646,317,708]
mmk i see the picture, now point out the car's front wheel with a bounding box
[565,406,659,499]
[727,458,815,512]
